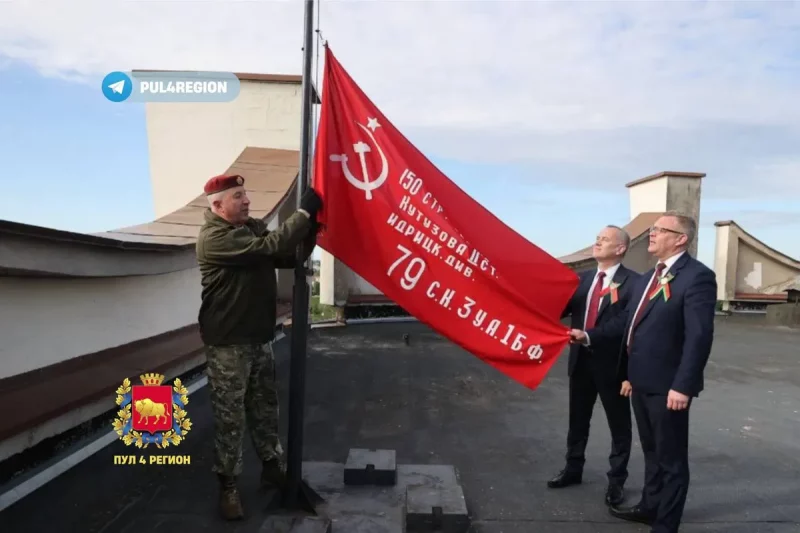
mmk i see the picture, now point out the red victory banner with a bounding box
[313,46,579,390]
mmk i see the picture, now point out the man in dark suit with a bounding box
[548,225,641,507]
[571,211,717,533]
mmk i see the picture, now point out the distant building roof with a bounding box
[625,171,706,188]
[0,147,300,278]
[559,212,661,265]
[715,220,800,266]
[97,146,299,246]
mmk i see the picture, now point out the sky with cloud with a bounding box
[0,0,798,269]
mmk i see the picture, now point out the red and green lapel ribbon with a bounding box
[649,272,675,302]
[599,280,624,304]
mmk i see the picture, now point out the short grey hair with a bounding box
[206,189,227,207]
[662,210,697,246]
[606,225,631,256]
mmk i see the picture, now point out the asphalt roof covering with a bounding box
[3,318,800,532]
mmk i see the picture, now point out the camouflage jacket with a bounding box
[196,209,315,346]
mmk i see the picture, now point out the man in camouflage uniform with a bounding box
[195,174,322,520]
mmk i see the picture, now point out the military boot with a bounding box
[217,474,244,520]
[260,459,286,489]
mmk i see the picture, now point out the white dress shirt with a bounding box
[584,262,622,326]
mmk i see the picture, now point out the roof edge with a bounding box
[558,211,661,264]
[0,219,194,253]
[264,173,300,226]
[720,219,800,267]
[0,143,306,278]
[625,171,706,188]
[131,69,300,83]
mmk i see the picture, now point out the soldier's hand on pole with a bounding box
[300,188,322,217]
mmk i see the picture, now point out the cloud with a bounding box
[1,0,799,197]
[415,121,800,199]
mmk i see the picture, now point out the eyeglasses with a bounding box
[649,226,684,235]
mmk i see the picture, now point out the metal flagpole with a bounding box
[283,0,321,512]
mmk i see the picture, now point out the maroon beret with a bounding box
[204,174,245,195]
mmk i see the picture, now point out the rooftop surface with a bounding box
[3,318,800,532]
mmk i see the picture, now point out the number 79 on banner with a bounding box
[387,244,426,291]
[386,243,546,362]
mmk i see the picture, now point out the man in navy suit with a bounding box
[571,211,717,533]
[548,225,641,507]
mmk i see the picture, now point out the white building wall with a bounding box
[145,81,303,219]
[319,253,382,305]
[666,177,702,257]
[714,224,733,304]
[629,177,669,220]
[348,269,382,296]
[629,174,703,257]
[0,270,201,379]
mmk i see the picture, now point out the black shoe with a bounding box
[547,469,582,488]
[260,459,286,489]
[217,475,244,520]
[608,503,655,525]
[605,483,624,506]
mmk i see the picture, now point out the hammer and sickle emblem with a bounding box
[329,117,389,200]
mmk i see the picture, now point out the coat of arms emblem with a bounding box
[113,373,192,448]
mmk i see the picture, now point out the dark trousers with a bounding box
[565,359,632,486]
[631,390,691,533]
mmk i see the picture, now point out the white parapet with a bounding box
[0,269,202,380]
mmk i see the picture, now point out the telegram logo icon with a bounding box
[102,71,133,102]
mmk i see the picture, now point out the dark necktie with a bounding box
[584,271,606,329]
[628,262,666,350]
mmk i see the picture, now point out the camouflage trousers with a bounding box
[205,343,284,477]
